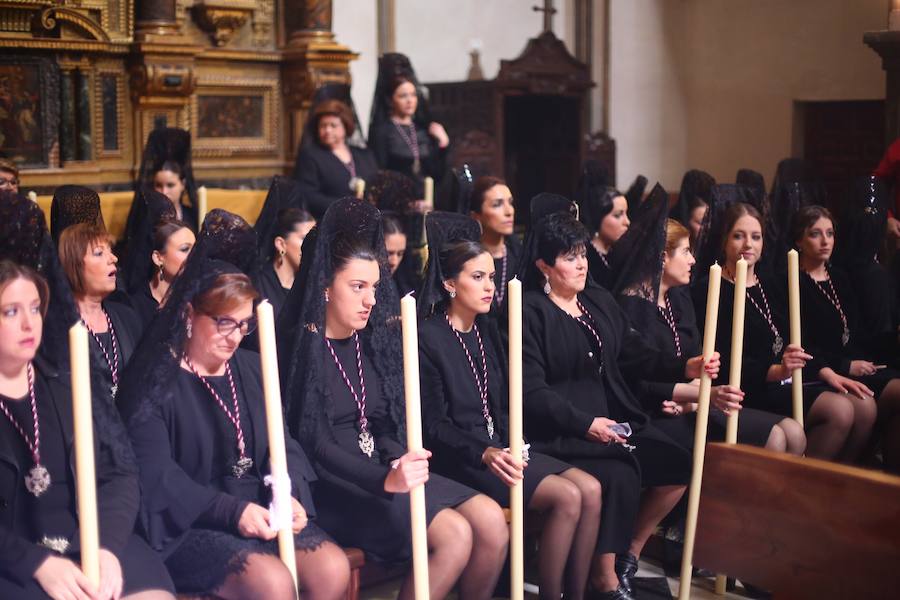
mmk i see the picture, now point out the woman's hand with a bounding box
[290,497,308,534]
[428,122,450,148]
[780,344,812,378]
[383,449,431,493]
[238,503,277,541]
[97,548,123,600]
[685,351,720,380]
[820,368,875,400]
[482,447,526,487]
[34,554,99,600]
[710,385,744,414]
[586,417,626,444]
[849,360,884,377]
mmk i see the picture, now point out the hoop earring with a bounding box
[186,320,193,339]
[543,277,551,295]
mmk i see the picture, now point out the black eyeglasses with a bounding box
[208,315,257,336]
[0,177,18,189]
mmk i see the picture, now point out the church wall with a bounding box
[610,0,886,192]
[333,0,379,138]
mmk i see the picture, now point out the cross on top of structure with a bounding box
[533,0,556,33]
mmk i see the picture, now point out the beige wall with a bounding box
[610,0,887,191]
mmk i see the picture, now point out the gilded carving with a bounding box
[192,1,254,47]
[35,7,110,41]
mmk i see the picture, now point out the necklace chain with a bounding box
[568,300,604,370]
[807,269,849,345]
[324,332,374,448]
[658,293,683,358]
[494,251,508,306]
[82,309,119,395]
[445,315,494,438]
[0,363,42,466]
[393,121,420,162]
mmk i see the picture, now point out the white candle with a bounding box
[423,177,434,211]
[507,278,524,600]
[256,301,298,592]
[787,249,804,427]
[197,185,208,227]
[678,263,722,600]
[354,179,366,200]
[725,258,747,443]
[70,324,100,586]
[27,191,38,203]
[400,294,430,599]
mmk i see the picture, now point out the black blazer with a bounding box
[522,286,686,459]
[125,349,317,555]
[0,359,138,585]
[294,144,378,220]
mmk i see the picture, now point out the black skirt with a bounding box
[0,534,175,599]
[750,380,833,418]
[164,521,333,593]
[314,472,477,564]
[651,406,785,450]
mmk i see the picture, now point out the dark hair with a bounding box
[0,158,18,179]
[582,186,624,233]
[192,272,259,317]
[537,213,591,266]
[720,202,765,255]
[0,260,49,317]
[313,99,356,138]
[155,160,184,180]
[687,195,708,212]
[330,237,379,281]
[439,240,488,282]
[152,218,192,253]
[469,176,508,213]
[275,207,314,240]
[388,75,415,97]
[58,222,115,296]
[791,205,834,246]
[382,213,404,236]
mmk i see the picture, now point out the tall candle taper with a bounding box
[400,294,430,599]
[507,278,524,600]
[354,179,366,200]
[70,323,100,586]
[197,185,208,227]
[715,258,746,594]
[423,176,434,211]
[257,300,298,592]
[678,263,721,600]
[27,190,38,203]
[787,249,804,427]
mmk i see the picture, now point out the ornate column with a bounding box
[130,0,201,160]
[281,0,358,168]
[864,1,900,144]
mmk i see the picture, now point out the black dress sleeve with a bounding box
[0,527,51,585]
[522,300,595,437]
[294,148,338,221]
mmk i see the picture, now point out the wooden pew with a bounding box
[693,443,900,600]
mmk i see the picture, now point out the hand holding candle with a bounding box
[678,263,722,600]
[787,250,804,427]
[507,278,524,600]
[70,323,100,587]
[400,294,430,599]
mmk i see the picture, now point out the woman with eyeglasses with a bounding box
[0,159,19,194]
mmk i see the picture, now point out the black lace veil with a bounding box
[416,211,482,317]
[133,127,198,227]
[624,174,649,217]
[670,169,715,228]
[834,175,889,268]
[49,185,105,244]
[609,183,670,300]
[736,168,766,206]
[368,53,434,142]
[517,192,582,292]
[693,184,764,275]
[253,176,306,267]
[766,158,825,272]
[276,198,405,443]
[121,187,178,294]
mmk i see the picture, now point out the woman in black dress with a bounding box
[418,219,602,600]
[294,99,378,220]
[613,187,804,454]
[522,212,718,600]
[279,199,508,600]
[58,223,142,408]
[578,184,629,290]
[121,212,349,599]
[792,205,900,470]
[693,201,871,462]
[368,53,449,196]
[256,207,314,319]
[468,176,522,313]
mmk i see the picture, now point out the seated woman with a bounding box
[58,223,142,406]
[257,207,315,318]
[669,170,715,247]
[121,239,349,598]
[793,205,900,470]
[294,100,378,220]
[368,53,449,196]
[0,261,175,600]
[692,201,873,463]
[280,199,508,600]
[468,176,522,313]
[419,229,602,600]
[579,186,630,289]
[613,188,804,454]
[132,218,194,328]
[383,213,407,279]
[522,212,717,600]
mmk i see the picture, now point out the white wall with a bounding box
[332,1,379,136]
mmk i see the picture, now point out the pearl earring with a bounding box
[186,320,192,339]
[324,290,330,303]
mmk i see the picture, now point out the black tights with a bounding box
[875,379,900,472]
[806,391,876,462]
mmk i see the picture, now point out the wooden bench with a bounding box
[693,443,900,600]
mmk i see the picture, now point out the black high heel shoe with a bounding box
[588,584,637,600]
[615,553,639,595]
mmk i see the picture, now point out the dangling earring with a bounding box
[449,290,456,299]
[324,290,330,303]
[186,320,193,339]
[543,276,551,295]
[277,249,285,267]
[157,263,164,280]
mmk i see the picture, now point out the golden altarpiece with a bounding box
[0,0,355,192]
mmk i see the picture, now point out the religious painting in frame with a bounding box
[190,73,279,158]
[0,56,59,168]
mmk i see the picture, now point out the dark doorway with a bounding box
[504,95,581,225]
[800,99,884,212]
